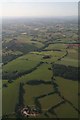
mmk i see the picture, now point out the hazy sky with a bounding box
[0,1,78,17]
[0,0,79,2]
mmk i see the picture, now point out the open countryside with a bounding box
[2,17,79,118]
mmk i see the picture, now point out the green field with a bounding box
[56,48,78,67]
[39,93,62,110]
[54,103,78,118]
[3,57,40,73]
[3,49,66,74]
[56,58,78,67]
[2,19,79,118]
[55,77,78,108]
[45,43,67,50]
[24,84,54,106]
[3,81,19,115]
[14,34,44,49]
[2,63,53,114]
[2,45,79,118]
[31,50,66,63]
[16,63,53,82]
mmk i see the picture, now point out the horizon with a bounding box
[1,2,78,18]
[1,16,78,22]
[2,15,78,18]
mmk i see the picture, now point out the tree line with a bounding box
[53,64,79,80]
[15,82,25,118]
[2,62,44,80]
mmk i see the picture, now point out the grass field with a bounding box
[45,43,67,50]
[2,42,79,118]
[20,53,42,62]
[56,58,78,67]
[31,50,66,63]
[55,77,78,108]
[54,103,78,118]
[2,18,79,118]
[3,57,40,73]
[3,49,66,75]
[2,81,19,115]
[2,80,8,85]
[56,48,78,67]
[16,63,53,82]
[24,84,54,106]
[2,63,53,114]
[39,94,62,110]
[16,34,44,48]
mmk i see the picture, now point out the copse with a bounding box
[53,64,79,80]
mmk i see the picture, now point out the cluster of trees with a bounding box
[53,64,79,80]
[3,54,22,65]
[43,49,62,52]
[15,83,25,118]
[3,62,43,80]
[18,83,25,106]
[3,83,8,88]
[37,43,50,52]
[34,98,42,113]
[26,80,51,85]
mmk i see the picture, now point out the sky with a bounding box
[0,0,78,18]
[0,0,79,2]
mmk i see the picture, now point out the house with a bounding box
[21,106,39,117]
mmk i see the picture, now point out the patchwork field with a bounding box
[24,84,54,106]
[55,77,78,108]
[3,81,19,114]
[2,18,79,118]
[45,43,67,50]
[39,94,63,110]
[3,58,40,73]
[56,48,78,67]
[54,103,78,118]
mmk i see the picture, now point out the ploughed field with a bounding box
[2,20,79,118]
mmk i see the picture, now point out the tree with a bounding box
[18,83,25,106]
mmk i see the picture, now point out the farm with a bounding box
[2,18,79,118]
